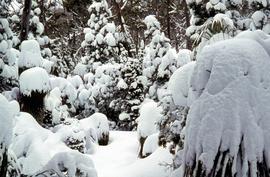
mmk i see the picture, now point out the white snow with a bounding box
[104,32,116,46]
[177,49,192,66]
[119,112,130,121]
[183,33,270,176]
[74,63,88,76]
[137,99,162,138]
[80,113,109,141]
[19,40,43,68]
[0,94,13,150]
[144,15,161,36]
[19,67,50,96]
[168,62,196,107]
[142,133,159,156]
[117,79,128,89]
[90,131,173,177]
[251,11,267,28]
[11,112,97,176]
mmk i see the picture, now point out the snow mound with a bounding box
[19,67,50,96]
[168,61,196,107]
[183,35,270,176]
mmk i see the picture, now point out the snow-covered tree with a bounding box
[11,0,55,74]
[182,31,270,177]
[143,15,179,101]
[114,57,144,130]
[158,60,195,169]
[80,0,120,71]
[0,1,19,92]
[185,0,240,50]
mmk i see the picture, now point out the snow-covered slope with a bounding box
[91,131,173,177]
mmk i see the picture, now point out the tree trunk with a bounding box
[112,0,125,33]
[182,0,192,50]
[38,0,46,24]
[166,0,171,39]
[20,0,32,42]
[0,149,8,177]
[112,0,134,57]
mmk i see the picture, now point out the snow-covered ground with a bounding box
[91,131,173,177]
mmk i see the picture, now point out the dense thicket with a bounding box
[2,0,270,176]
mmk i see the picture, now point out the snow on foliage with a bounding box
[19,67,50,96]
[0,94,21,176]
[44,87,69,125]
[143,15,160,37]
[143,15,180,101]
[19,40,43,68]
[0,17,19,92]
[137,99,162,139]
[142,133,159,157]
[80,113,110,145]
[168,61,196,107]
[79,0,119,71]
[182,31,270,177]
[0,94,13,154]
[177,49,192,66]
[11,112,97,176]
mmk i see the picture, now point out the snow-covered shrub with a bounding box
[156,60,196,161]
[19,67,50,123]
[44,87,69,126]
[137,99,162,157]
[0,94,21,176]
[110,57,144,130]
[177,49,193,66]
[11,112,97,176]
[20,67,50,96]
[47,75,96,122]
[81,113,110,145]
[53,119,87,153]
[168,62,196,107]
[182,31,270,177]
[0,17,19,92]
[0,94,15,176]
[142,133,159,157]
[91,63,122,120]
[187,13,235,51]
[38,151,97,177]
[248,0,270,34]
